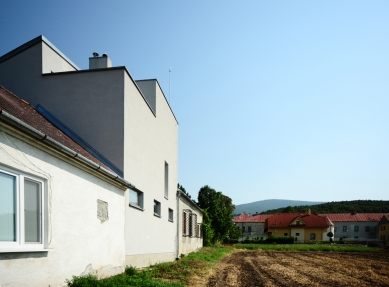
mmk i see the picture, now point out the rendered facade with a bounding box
[319,213,388,240]
[233,213,271,240]
[0,36,202,285]
[0,86,128,286]
[264,212,334,243]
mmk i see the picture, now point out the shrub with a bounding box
[125,266,137,276]
[66,274,99,287]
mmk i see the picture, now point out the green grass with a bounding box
[66,245,235,287]
[236,244,379,252]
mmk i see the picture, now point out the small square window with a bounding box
[296,221,300,225]
[129,189,144,210]
[343,226,347,232]
[154,200,161,217]
[296,233,300,236]
[284,233,288,236]
[168,208,173,222]
[354,226,359,232]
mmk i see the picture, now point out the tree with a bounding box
[327,231,334,243]
[177,183,191,199]
[197,185,239,244]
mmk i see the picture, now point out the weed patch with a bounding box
[236,244,379,252]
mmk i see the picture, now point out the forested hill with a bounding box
[260,200,389,214]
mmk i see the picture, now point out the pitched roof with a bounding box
[378,214,389,225]
[319,213,389,222]
[266,213,329,228]
[0,85,127,185]
[234,213,273,223]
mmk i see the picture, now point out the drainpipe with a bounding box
[176,190,180,260]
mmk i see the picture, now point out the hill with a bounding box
[260,200,389,214]
[234,199,324,215]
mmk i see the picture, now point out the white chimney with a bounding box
[89,52,112,69]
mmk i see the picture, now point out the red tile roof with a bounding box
[234,213,272,223]
[0,85,111,171]
[319,213,389,222]
[266,213,329,228]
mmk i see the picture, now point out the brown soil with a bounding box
[206,250,389,287]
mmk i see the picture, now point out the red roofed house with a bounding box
[319,213,389,240]
[234,213,272,239]
[0,85,130,286]
[265,211,334,243]
[377,215,389,242]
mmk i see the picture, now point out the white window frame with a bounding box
[0,167,46,252]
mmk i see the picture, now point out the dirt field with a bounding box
[206,250,389,287]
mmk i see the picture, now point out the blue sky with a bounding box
[1,1,388,204]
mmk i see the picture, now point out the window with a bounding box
[310,233,316,240]
[365,226,370,232]
[296,233,300,236]
[248,226,252,232]
[343,226,347,232]
[335,226,338,232]
[0,169,45,250]
[284,233,288,236]
[168,208,173,222]
[182,210,191,236]
[164,162,168,199]
[153,200,161,217]
[354,226,359,232]
[242,226,246,233]
[190,213,197,237]
[129,188,144,210]
[195,223,201,238]
[296,221,301,225]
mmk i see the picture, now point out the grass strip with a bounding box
[236,244,379,252]
[66,244,234,287]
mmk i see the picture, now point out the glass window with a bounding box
[164,162,168,198]
[296,233,300,236]
[354,226,359,232]
[343,226,347,232]
[296,221,300,225]
[24,180,41,243]
[0,168,44,250]
[248,226,252,232]
[310,233,316,240]
[129,189,143,209]
[0,172,16,242]
[154,200,161,217]
[168,208,173,222]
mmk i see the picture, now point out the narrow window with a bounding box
[296,221,300,225]
[164,162,168,199]
[354,226,359,232]
[183,212,187,235]
[154,200,161,217]
[242,226,246,233]
[310,233,316,240]
[343,226,347,232]
[168,208,173,222]
[284,233,288,236]
[248,226,252,232]
[24,179,41,243]
[0,172,16,242]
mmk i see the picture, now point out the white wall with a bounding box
[124,78,179,267]
[0,129,126,287]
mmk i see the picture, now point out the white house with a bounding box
[0,85,129,286]
[0,36,203,285]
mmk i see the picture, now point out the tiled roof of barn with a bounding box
[319,213,389,222]
[0,85,112,171]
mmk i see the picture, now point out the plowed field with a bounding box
[206,250,389,287]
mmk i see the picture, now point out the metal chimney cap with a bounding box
[93,52,99,57]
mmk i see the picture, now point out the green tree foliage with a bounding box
[177,183,191,198]
[261,200,389,214]
[197,185,240,244]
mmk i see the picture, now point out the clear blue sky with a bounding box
[1,1,388,204]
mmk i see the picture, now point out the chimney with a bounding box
[308,209,311,215]
[89,52,112,69]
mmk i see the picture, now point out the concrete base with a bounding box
[125,252,176,268]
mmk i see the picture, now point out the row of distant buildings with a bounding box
[0,36,203,286]
[234,211,389,243]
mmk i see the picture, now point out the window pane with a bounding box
[24,180,41,243]
[0,172,16,241]
[129,190,139,206]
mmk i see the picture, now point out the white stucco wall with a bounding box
[178,195,203,256]
[0,129,126,287]
[124,78,179,267]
